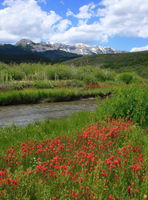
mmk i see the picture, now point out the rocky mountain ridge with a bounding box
[16,39,123,55]
[0,43,80,64]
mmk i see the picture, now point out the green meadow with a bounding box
[0,55,148,199]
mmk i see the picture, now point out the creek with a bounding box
[0,99,97,127]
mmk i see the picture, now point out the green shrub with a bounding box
[83,75,98,84]
[94,71,106,81]
[8,82,24,90]
[46,65,73,80]
[12,71,26,80]
[33,80,55,89]
[76,66,95,80]
[102,70,116,81]
[64,80,84,87]
[96,85,148,125]
[117,72,142,84]
[56,80,84,88]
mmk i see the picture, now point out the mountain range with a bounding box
[0,39,123,64]
[16,39,123,55]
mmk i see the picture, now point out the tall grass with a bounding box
[96,85,148,125]
[1,62,143,83]
[0,87,112,105]
[0,111,95,152]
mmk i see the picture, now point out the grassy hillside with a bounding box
[64,51,148,78]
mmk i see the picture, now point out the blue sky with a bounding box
[0,0,148,52]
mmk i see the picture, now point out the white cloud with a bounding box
[0,0,148,45]
[97,0,148,38]
[66,3,96,19]
[131,45,148,52]
[54,19,71,32]
[54,0,148,44]
[0,0,67,43]
[0,30,20,43]
[51,23,108,44]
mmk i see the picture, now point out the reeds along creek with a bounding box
[0,62,147,106]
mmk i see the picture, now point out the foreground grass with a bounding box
[0,85,147,150]
[0,118,147,200]
[0,85,147,199]
[0,111,96,152]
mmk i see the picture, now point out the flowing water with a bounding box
[0,99,97,127]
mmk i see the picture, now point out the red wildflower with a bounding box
[0,170,7,178]
[6,178,18,186]
[100,170,108,177]
[131,164,141,173]
[134,189,139,194]
[114,174,119,180]
[108,194,115,200]
[1,190,5,195]
[128,186,132,195]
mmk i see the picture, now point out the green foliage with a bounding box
[0,87,111,105]
[95,71,107,81]
[83,75,98,84]
[0,63,120,86]
[0,62,147,87]
[56,80,84,88]
[45,65,73,80]
[76,66,117,83]
[117,72,142,84]
[96,85,148,125]
[0,64,75,82]
[95,69,116,82]
[11,71,26,80]
[33,80,55,89]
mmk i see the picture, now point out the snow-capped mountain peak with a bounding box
[16,39,123,55]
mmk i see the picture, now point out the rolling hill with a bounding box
[64,51,148,78]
